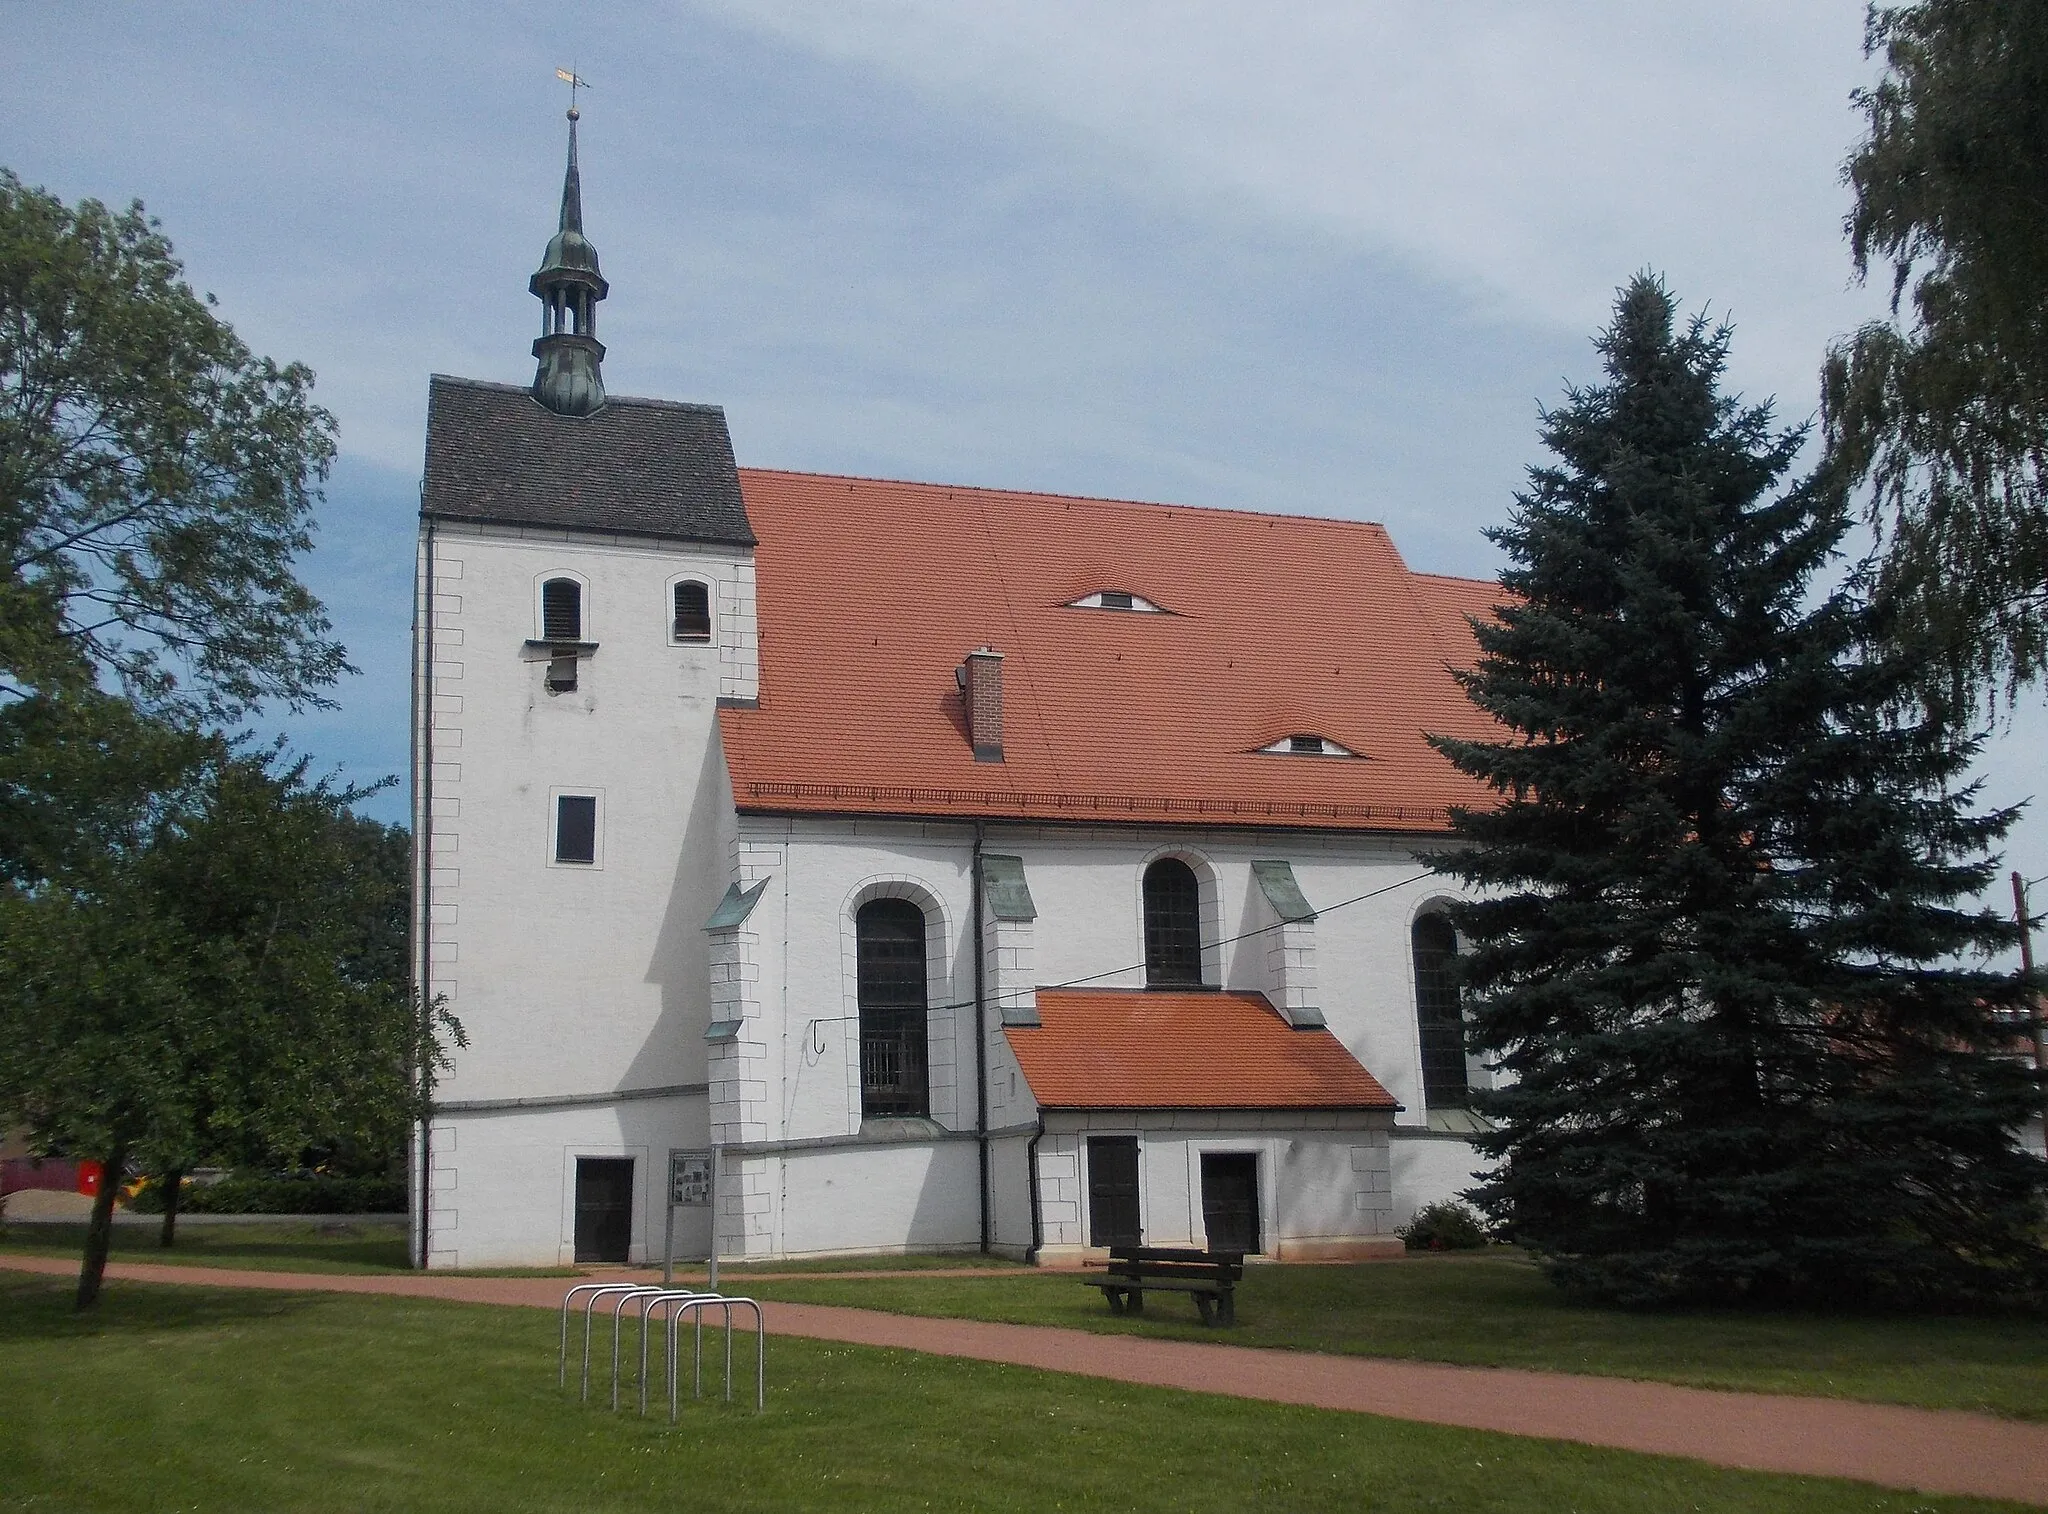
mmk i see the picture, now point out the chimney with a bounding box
[959,647,1004,762]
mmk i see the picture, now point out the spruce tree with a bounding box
[1431,276,2045,1309]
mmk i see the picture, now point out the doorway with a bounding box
[1087,1136,1141,1247]
[1199,1152,1260,1255]
[574,1157,635,1263]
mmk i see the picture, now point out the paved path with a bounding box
[5,1255,2045,1506]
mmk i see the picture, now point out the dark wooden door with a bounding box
[1087,1136,1141,1246]
[574,1157,635,1263]
[1200,1152,1260,1254]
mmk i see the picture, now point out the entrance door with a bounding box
[1199,1152,1260,1255]
[1087,1136,1141,1247]
[574,1157,635,1263]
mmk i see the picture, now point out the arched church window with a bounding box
[1412,914,1469,1108]
[1143,859,1203,987]
[673,580,712,642]
[856,898,930,1118]
[541,577,582,642]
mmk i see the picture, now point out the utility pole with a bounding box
[2015,872,2046,1080]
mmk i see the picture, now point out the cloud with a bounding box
[698,1,1890,406]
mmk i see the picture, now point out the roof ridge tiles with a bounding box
[736,465,1400,536]
[428,373,730,417]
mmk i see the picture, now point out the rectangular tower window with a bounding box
[555,794,597,864]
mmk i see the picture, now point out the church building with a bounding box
[410,110,1504,1269]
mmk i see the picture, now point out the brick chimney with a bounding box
[960,647,1004,762]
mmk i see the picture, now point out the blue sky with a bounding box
[11,2,2045,929]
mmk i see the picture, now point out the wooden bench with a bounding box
[1085,1245,1244,1326]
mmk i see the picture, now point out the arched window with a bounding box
[857,898,930,1117]
[541,577,582,641]
[672,580,711,642]
[1143,858,1203,986]
[1412,914,1468,1108]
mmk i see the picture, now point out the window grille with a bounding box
[541,578,582,641]
[1412,914,1469,1107]
[1143,859,1203,986]
[856,898,930,1117]
[673,581,711,641]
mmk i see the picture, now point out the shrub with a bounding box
[127,1174,405,1215]
[1400,1199,1489,1252]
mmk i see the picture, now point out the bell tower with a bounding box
[530,103,609,416]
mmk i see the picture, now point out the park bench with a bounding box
[1084,1245,1244,1326]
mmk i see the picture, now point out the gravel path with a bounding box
[5,1254,2044,1505]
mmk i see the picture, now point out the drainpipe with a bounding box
[973,822,991,1253]
[1024,1117,1046,1265]
[413,511,436,1271]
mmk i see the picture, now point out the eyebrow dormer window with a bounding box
[1257,734,1360,757]
[1065,589,1167,612]
[541,578,582,642]
[673,580,711,642]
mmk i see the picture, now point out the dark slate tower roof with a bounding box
[422,376,755,546]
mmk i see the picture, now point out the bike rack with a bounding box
[665,1295,764,1417]
[558,1282,765,1417]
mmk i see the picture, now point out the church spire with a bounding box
[530,100,609,417]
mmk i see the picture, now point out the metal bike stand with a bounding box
[631,1289,712,1416]
[602,1287,671,1410]
[560,1282,645,1389]
[666,1295,765,1417]
[576,1284,659,1401]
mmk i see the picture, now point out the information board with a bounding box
[669,1150,712,1207]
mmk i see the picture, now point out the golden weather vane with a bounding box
[556,68,590,115]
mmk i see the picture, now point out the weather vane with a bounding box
[556,67,590,118]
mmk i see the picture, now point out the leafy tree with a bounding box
[0,699,456,1306]
[1823,0,2048,706]
[0,169,346,716]
[1432,276,2045,1309]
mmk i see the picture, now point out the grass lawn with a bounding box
[737,1250,2048,1421]
[0,1220,574,1278]
[0,1274,2029,1514]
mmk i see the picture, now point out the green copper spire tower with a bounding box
[530,103,608,417]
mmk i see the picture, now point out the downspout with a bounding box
[1024,1117,1045,1265]
[973,822,990,1253]
[413,510,436,1270]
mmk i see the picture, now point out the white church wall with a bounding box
[422,1092,708,1268]
[1033,1110,1402,1267]
[1390,1133,1490,1230]
[414,520,750,1267]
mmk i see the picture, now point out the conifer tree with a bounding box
[1431,276,2045,1308]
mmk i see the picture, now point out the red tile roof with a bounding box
[721,470,1502,831]
[1007,990,1399,1110]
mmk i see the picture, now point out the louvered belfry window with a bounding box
[857,898,930,1118]
[1412,914,1469,1108]
[1143,859,1203,986]
[541,577,582,642]
[673,580,711,642]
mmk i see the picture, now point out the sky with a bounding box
[9,2,2045,936]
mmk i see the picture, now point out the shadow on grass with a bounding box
[0,1273,323,1342]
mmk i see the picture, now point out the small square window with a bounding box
[555,795,597,864]
[546,653,579,693]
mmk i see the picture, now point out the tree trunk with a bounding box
[159,1167,183,1248]
[75,1137,128,1311]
